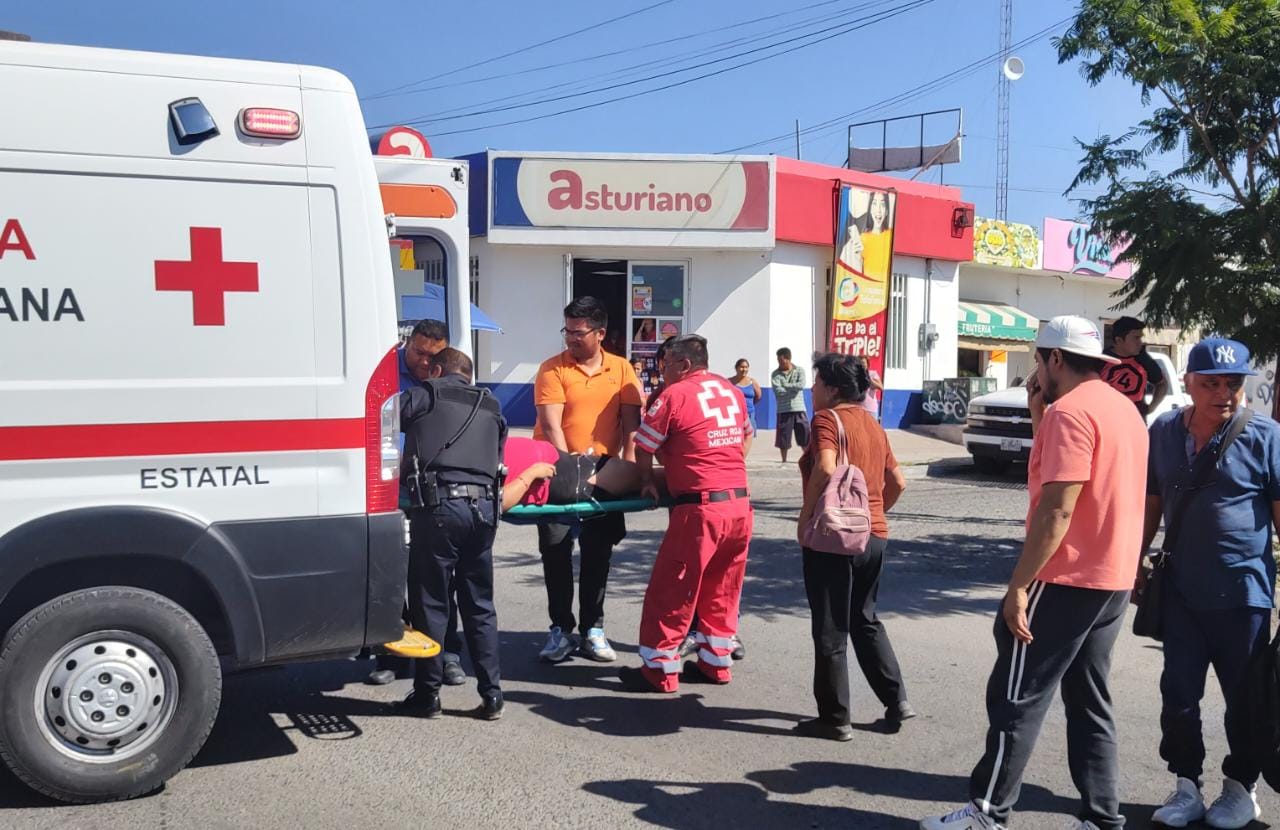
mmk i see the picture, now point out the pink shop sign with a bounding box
[1042,218,1134,279]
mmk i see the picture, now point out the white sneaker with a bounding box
[538,626,575,663]
[579,627,617,662]
[919,803,1004,830]
[1152,777,1205,827]
[1205,778,1261,829]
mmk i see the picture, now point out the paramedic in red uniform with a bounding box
[619,335,753,693]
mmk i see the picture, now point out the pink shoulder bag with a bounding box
[800,409,873,556]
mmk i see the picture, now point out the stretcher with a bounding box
[502,497,664,524]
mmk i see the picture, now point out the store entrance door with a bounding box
[570,257,687,398]
[571,258,629,357]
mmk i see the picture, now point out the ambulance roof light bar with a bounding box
[238,108,301,140]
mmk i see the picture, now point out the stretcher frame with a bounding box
[501,497,664,524]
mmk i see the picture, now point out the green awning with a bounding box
[957,301,1039,342]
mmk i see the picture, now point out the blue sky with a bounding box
[6,0,1151,225]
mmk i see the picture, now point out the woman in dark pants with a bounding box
[794,353,914,741]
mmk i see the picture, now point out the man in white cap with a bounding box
[921,316,1148,830]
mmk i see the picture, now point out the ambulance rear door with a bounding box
[374,156,472,355]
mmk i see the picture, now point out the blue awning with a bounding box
[400,283,502,333]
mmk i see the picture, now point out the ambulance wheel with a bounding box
[0,587,222,803]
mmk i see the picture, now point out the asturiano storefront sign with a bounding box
[488,154,774,246]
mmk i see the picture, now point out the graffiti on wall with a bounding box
[920,378,996,425]
[1249,358,1277,419]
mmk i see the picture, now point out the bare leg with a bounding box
[590,459,666,498]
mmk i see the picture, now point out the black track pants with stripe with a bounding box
[967,581,1129,829]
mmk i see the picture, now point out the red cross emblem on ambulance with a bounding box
[154,227,259,326]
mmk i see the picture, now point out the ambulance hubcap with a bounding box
[37,632,178,762]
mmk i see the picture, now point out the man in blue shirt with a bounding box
[369,319,458,686]
[399,319,449,391]
[1143,337,1280,830]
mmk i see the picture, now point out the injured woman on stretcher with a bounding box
[500,436,666,512]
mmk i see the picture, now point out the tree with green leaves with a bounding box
[1057,0,1280,368]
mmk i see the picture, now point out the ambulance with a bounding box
[0,41,469,803]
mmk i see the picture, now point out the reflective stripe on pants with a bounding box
[637,499,752,692]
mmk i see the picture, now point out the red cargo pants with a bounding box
[638,498,752,692]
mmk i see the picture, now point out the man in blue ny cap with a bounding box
[1143,337,1280,829]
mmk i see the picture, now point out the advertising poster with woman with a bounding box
[830,186,896,378]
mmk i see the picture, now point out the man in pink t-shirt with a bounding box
[923,316,1148,830]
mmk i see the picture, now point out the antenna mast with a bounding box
[996,0,1012,220]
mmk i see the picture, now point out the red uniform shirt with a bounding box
[636,369,752,496]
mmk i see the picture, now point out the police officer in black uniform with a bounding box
[397,347,506,720]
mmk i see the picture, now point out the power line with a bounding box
[369,0,939,133]
[360,0,860,103]
[952,182,1106,195]
[376,0,903,121]
[364,0,678,100]
[720,18,1066,153]
[718,16,1071,154]
[967,133,1079,153]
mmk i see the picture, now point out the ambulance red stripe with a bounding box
[0,418,365,461]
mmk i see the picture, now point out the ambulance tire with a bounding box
[0,587,222,804]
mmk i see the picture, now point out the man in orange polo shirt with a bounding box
[533,296,643,664]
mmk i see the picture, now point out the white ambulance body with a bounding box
[0,42,414,803]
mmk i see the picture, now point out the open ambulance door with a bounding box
[374,156,472,357]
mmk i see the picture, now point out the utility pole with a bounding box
[995,0,1013,220]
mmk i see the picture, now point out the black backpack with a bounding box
[1244,630,1280,792]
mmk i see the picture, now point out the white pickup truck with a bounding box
[962,351,1188,474]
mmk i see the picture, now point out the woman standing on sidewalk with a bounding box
[731,358,761,456]
[794,352,914,741]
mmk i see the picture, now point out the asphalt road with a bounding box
[1,461,1270,829]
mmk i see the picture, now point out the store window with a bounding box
[887,271,909,369]
[629,262,687,398]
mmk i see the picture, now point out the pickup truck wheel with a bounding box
[0,587,221,804]
[973,455,1012,475]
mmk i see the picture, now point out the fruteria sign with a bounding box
[1042,217,1134,279]
[488,154,774,247]
[973,217,1039,269]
